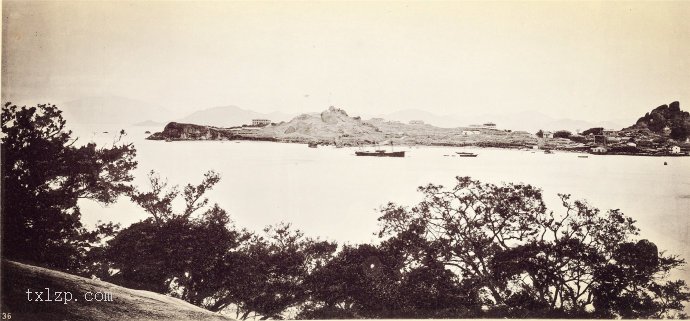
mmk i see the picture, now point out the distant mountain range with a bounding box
[133,120,166,127]
[60,96,172,125]
[58,97,294,128]
[177,105,294,128]
[370,109,628,133]
[58,96,627,133]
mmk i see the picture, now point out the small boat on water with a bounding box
[356,141,405,157]
[456,152,478,157]
[145,131,151,134]
[544,150,554,154]
[578,155,589,158]
[308,142,318,148]
[355,150,405,157]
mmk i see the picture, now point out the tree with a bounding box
[300,244,406,319]
[1,103,137,271]
[553,130,572,139]
[129,170,221,225]
[104,206,249,305]
[376,176,689,318]
[224,223,336,320]
[582,127,603,136]
[536,130,544,138]
[670,126,688,141]
[107,171,338,320]
[300,239,482,319]
[103,171,243,299]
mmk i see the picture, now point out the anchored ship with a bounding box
[355,150,405,157]
[356,141,405,157]
[455,152,478,157]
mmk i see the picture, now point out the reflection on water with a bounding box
[76,125,690,279]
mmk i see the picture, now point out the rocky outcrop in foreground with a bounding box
[1,260,232,321]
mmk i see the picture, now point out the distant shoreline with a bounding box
[149,135,689,157]
[144,105,690,158]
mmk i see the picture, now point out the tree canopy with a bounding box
[375,177,689,318]
[1,103,137,271]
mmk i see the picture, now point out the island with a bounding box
[147,103,690,156]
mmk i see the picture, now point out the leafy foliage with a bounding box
[223,223,336,320]
[300,242,481,319]
[129,170,221,225]
[105,172,337,320]
[1,103,137,271]
[553,130,572,139]
[582,127,604,136]
[376,176,689,318]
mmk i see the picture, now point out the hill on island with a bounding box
[1,261,232,321]
[631,101,690,141]
[260,106,385,143]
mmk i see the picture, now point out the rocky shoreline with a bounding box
[147,106,689,156]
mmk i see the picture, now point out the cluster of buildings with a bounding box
[534,127,688,155]
[580,128,686,155]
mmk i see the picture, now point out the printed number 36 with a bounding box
[1,312,11,320]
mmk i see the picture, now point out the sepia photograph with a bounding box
[2,1,690,320]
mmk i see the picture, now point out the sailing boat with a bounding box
[355,141,405,157]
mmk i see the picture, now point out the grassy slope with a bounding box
[1,260,232,321]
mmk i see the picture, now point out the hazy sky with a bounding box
[3,1,689,121]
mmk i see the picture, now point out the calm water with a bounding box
[78,126,690,279]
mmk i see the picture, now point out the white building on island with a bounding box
[252,119,271,127]
[591,146,608,154]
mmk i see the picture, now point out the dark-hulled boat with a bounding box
[355,150,405,157]
[455,152,478,157]
[308,142,318,148]
[356,141,405,157]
